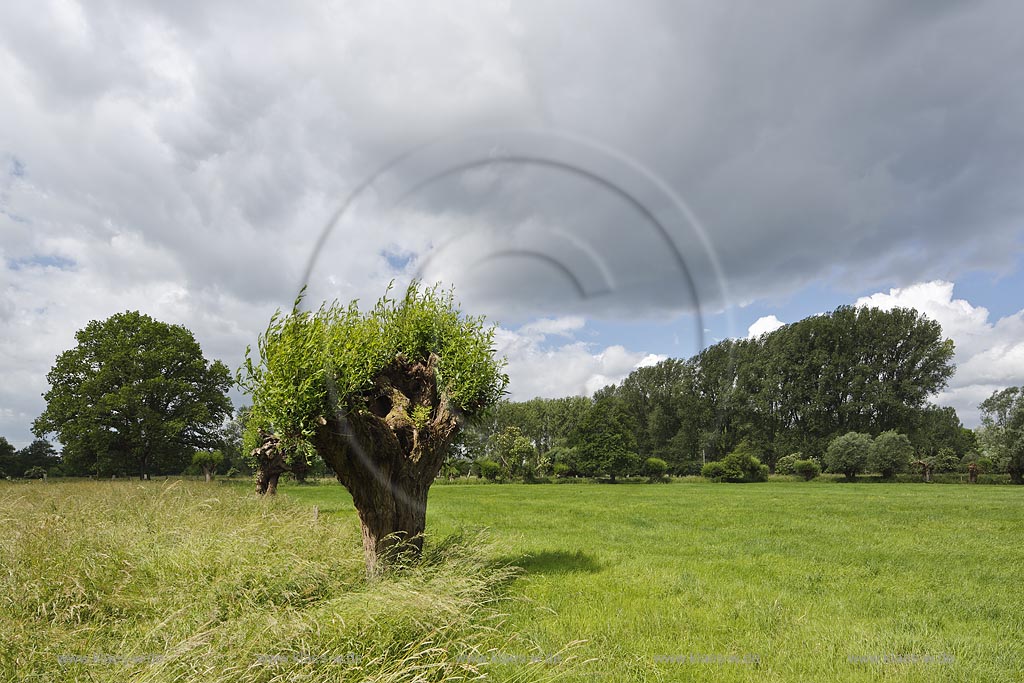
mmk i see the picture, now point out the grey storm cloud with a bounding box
[0,0,1022,444]
[305,0,1024,321]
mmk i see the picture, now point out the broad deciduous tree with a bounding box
[570,390,639,482]
[33,311,232,478]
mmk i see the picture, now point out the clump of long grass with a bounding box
[0,480,575,682]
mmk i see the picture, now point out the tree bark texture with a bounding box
[252,433,290,495]
[314,354,460,577]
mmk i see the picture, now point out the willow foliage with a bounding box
[238,282,508,461]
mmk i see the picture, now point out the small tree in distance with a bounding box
[643,457,668,482]
[934,447,961,473]
[793,459,821,481]
[869,431,913,479]
[825,432,873,480]
[192,449,224,482]
[490,426,537,480]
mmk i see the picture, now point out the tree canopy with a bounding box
[570,389,639,482]
[33,311,232,478]
[978,387,1024,483]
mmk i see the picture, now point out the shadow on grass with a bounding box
[497,549,602,575]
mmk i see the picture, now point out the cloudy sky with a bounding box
[2,0,1022,447]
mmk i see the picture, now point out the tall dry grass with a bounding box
[0,480,574,682]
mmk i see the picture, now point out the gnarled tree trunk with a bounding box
[252,433,290,495]
[314,354,459,577]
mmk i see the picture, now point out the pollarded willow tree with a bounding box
[239,283,508,575]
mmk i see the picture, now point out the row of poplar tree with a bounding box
[454,305,979,479]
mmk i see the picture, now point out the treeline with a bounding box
[0,438,61,479]
[457,305,978,478]
[0,407,254,480]
[12,303,1018,484]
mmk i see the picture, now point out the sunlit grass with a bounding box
[0,480,573,682]
[4,478,1022,681]
[285,480,1024,682]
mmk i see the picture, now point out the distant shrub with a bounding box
[825,432,873,480]
[703,442,768,482]
[793,459,821,481]
[775,453,803,475]
[225,467,240,478]
[869,431,913,478]
[677,461,704,476]
[477,459,502,481]
[934,447,961,473]
[701,461,728,480]
[24,466,47,479]
[552,462,571,478]
[643,457,668,482]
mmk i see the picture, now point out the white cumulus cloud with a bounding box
[494,319,666,401]
[747,314,786,338]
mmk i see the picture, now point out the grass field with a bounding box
[3,479,1022,682]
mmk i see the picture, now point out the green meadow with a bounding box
[3,479,1022,682]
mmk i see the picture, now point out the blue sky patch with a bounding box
[382,249,414,272]
[7,254,77,271]
[9,157,25,178]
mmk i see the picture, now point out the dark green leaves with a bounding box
[32,311,232,476]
